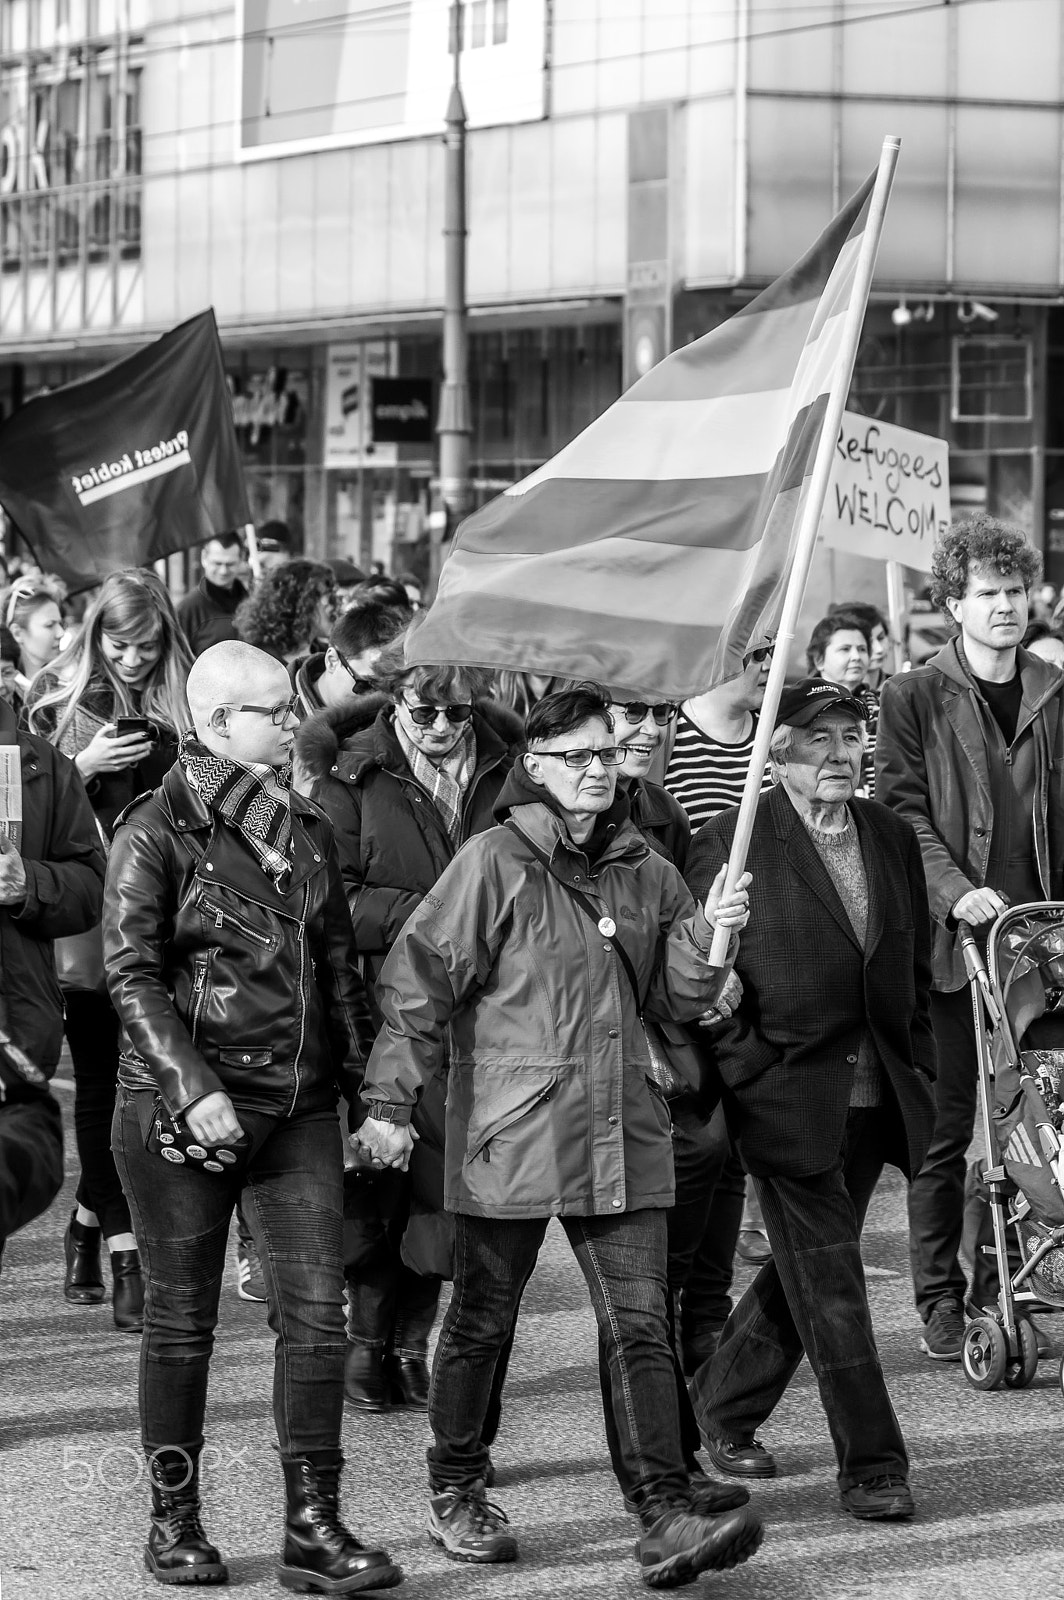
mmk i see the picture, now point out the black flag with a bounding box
[0,309,250,592]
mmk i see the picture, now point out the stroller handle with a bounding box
[958,920,986,982]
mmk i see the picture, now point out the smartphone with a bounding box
[114,716,153,741]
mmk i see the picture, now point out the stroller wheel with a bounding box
[1003,1317,1040,1389]
[963,1317,1007,1390]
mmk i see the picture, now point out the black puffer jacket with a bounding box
[295,693,524,981]
[0,714,105,1077]
[104,763,377,1119]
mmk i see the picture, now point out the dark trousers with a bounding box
[667,1099,745,1373]
[344,1166,442,1357]
[908,985,999,1319]
[429,1209,690,1526]
[690,1108,908,1491]
[0,1092,63,1270]
[65,989,131,1238]
[112,1087,346,1458]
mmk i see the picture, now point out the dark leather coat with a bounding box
[876,639,1064,990]
[104,763,376,1120]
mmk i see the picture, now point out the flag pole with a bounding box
[243,521,261,585]
[708,135,901,966]
[885,558,907,673]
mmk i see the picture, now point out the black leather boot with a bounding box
[390,1355,430,1410]
[279,1450,401,1594]
[343,1343,390,1412]
[63,1210,104,1304]
[112,1249,145,1332]
[145,1449,228,1585]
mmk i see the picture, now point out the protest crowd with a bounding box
[5,499,1064,1597]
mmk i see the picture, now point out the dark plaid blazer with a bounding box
[685,783,937,1181]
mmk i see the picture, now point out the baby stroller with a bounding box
[960,902,1064,1394]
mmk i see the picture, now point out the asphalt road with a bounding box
[3,1081,1064,1600]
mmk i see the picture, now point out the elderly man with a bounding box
[105,641,398,1594]
[685,679,936,1522]
[357,684,762,1589]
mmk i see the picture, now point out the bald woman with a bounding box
[103,641,399,1593]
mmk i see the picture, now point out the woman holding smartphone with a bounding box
[27,568,193,1330]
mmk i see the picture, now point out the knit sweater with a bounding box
[804,812,882,1108]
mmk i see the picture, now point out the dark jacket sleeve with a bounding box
[12,748,105,940]
[875,678,974,925]
[315,837,380,1105]
[103,818,224,1116]
[314,773,422,955]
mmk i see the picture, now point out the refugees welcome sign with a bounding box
[0,310,250,592]
[819,412,949,573]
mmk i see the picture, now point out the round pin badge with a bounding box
[186,1144,207,1161]
[162,1147,186,1164]
[598,916,617,938]
[216,1149,238,1165]
[202,1160,224,1173]
[159,1132,174,1145]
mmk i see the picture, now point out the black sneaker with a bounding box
[841,1475,915,1521]
[705,1435,777,1478]
[919,1297,964,1361]
[636,1505,763,1589]
[428,1480,518,1564]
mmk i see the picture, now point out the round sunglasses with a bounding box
[402,696,474,727]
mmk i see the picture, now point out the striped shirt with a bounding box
[664,709,774,829]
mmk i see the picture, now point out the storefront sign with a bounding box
[819,413,949,573]
[370,378,434,445]
[324,342,397,469]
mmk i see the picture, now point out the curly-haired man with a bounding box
[877,514,1064,1360]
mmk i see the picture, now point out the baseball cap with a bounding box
[774,677,867,730]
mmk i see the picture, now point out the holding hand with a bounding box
[185,1090,244,1146]
[353,1116,417,1173]
[0,832,27,905]
[76,723,154,780]
[704,866,752,932]
[952,887,1007,928]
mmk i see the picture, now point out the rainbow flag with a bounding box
[408,169,878,698]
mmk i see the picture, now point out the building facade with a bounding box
[2,0,1064,604]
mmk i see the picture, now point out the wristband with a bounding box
[363,1101,407,1125]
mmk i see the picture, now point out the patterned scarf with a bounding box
[394,717,477,844]
[179,732,292,884]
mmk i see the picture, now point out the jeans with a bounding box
[690,1108,908,1491]
[429,1209,690,1525]
[65,989,131,1237]
[343,1166,442,1358]
[112,1087,346,1459]
[909,986,1000,1319]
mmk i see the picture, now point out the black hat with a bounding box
[326,557,366,586]
[774,677,867,730]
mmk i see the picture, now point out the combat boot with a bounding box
[278,1449,401,1594]
[145,1447,228,1585]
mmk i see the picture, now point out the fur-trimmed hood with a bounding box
[295,693,524,794]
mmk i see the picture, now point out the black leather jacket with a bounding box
[104,763,376,1119]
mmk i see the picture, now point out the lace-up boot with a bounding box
[427,1478,519,1563]
[279,1450,401,1593]
[145,1448,228,1585]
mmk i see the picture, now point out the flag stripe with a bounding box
[627,235,860,406]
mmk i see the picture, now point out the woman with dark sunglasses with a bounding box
[294,637,524,1415]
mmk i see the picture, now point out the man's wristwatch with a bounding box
[363,1101,406,1125]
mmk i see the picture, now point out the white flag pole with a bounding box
[886,558,907,674]
[243,521,262,585]
[708,135,901,966]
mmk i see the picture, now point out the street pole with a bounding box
[433,2,472,597]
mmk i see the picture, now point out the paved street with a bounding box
[3,1081,1064,1600]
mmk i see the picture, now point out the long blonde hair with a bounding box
[27,568,192,745]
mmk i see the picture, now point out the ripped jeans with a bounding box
[427,1209,690,1526]
[112,1087,346,1459]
